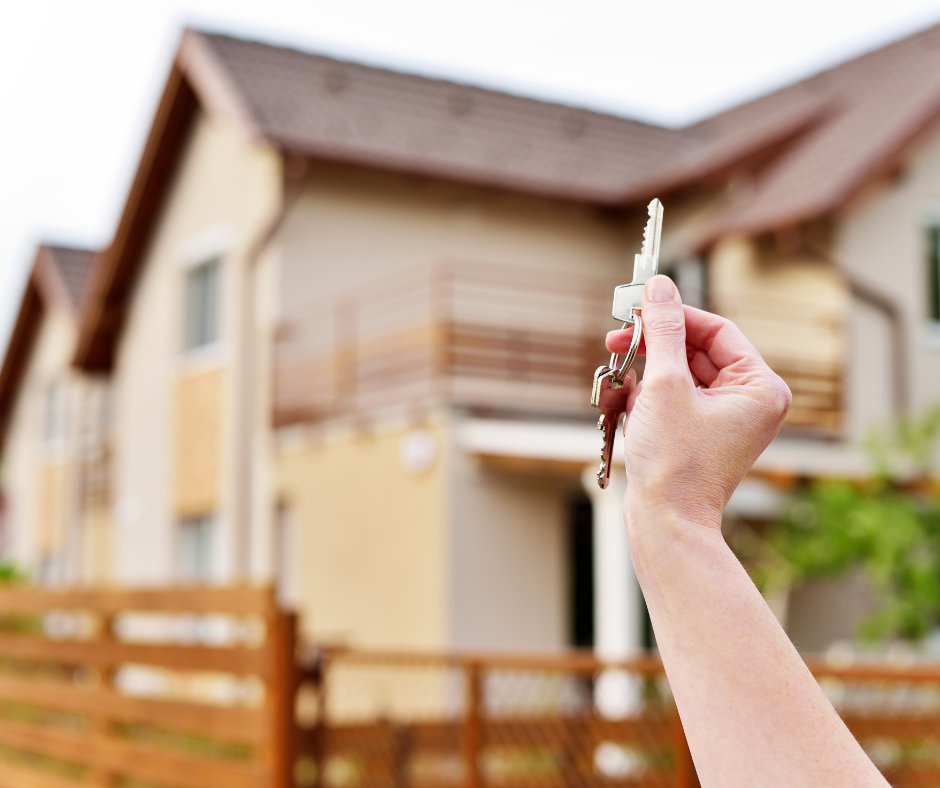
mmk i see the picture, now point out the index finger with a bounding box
[605,306,764,370]
[683,305,764,370]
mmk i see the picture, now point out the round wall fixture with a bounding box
[400,430,437,475]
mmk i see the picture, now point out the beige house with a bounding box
[4,24,940,656]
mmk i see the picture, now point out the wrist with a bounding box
[625,496,727,574]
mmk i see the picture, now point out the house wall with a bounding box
[1,309,76,577]
[110,109,281,585]
[277,420,448,649]
[274,165,640,650]
[838,125,940,438]
[448,448,571,651]
[277,162,638,310]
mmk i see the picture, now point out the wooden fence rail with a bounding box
[6,590,940,787]
[0,585,295,788]
[298,650,940,788]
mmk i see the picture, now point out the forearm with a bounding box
[628,505,887,788]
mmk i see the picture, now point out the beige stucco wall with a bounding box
[448,447,571,651]
[1,309,77,577]
[277,162,641,311]
[838,125,940,441]
[274,165,636,651]
[277,420,448,649]
[111,109,281,585]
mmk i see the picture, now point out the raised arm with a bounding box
[606,275,886,788]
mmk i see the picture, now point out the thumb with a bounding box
[641,275,689,381]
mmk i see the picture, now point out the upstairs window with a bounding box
[928,224,940,323]
[184,258,220,351]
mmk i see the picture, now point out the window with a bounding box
[43,381,66,447]
[928,224,940,322]
[177,516,213,584]
[183,258,220,351]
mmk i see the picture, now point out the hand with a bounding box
[606,275,791,532]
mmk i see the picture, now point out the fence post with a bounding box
[93,612,117,788]
[463,661,482,788]
[270,611,299,788]
[672,705,695,788]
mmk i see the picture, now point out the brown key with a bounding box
[591,366,629,489]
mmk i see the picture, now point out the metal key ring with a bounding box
[608,310,642,383]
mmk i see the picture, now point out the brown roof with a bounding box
[193,32,697,203]
[42,245,97,312]
[702,22,940,238]
[72,21,940,370]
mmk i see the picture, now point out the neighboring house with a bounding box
[0,245,106,585]
[4,24,940,656]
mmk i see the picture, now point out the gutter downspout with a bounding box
[234,152,308,580]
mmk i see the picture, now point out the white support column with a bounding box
[581,464,643,718]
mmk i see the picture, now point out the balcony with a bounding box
[273,261,615,427]
[274,261,843,433]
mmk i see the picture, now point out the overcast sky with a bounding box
[3,0,940,353]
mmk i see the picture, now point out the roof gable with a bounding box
[0,244,96,447]
[703,22,940,238]
[71,22,940,371]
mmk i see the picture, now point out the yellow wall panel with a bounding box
[278,423,447,651]
[36,463,67,556]
[173,369,225,517]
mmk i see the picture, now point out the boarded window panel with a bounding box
[710,238,848,433]
[173,370,224,517]
[37,463,67,559]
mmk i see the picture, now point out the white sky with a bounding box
[3,0,940,353]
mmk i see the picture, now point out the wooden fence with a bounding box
[4,588,940,787]
[0,585,296,788]
[297,650,940,788]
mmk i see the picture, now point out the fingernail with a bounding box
[646,275,676,303]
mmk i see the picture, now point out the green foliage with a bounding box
[763,406,940,642]
[0,563,25,585]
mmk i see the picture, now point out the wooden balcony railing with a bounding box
[273,261,616,426]
[274,260,844,433]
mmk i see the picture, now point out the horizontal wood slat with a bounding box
[0,633,270,676]
[314,715,674,755]
[0,717,270,788]
[0,586,275,615]
[0,674,268,746]
[0,759,82,788]
[844,713,940,740]
[0,585,287,788]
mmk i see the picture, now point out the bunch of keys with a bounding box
[591,198,664,489]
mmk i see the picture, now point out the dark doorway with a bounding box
[568,494,594,648]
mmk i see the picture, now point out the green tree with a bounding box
[759,405,940,641]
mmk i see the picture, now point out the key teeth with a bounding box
[641,198,663,259]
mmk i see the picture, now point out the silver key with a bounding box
[590,198,664,489]
[612,198,664,323]
[592,365,629,489]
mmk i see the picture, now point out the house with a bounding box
[4,23,940,657]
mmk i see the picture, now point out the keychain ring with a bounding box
[609,310,642,383]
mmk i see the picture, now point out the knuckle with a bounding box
[760,374,792,419]
[645,306,685,337]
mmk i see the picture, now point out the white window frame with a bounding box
[176,222,235,361]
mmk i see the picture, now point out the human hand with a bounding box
[606,275,791,532]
